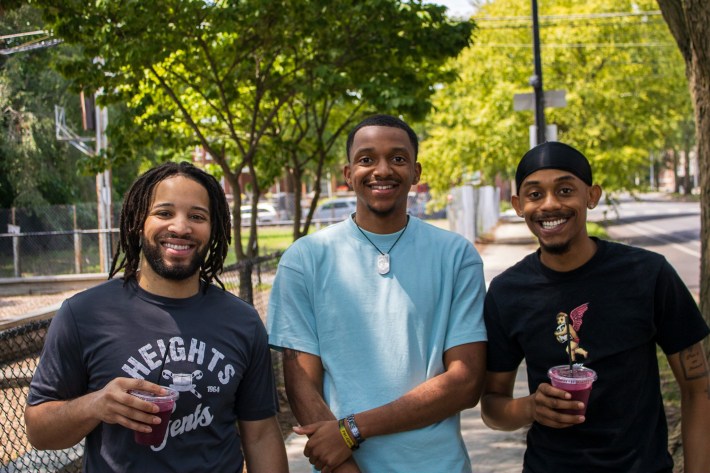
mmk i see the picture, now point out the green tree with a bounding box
[34,0,473,301]
[267,0,473,240]
[0,4,95,208]
[422,0,692,202]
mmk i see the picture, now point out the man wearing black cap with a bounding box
[480,141,710,472]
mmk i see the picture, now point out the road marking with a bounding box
[621,221,700,258]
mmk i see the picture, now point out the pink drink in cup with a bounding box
[547,365,597,416]
[129,388,179,446]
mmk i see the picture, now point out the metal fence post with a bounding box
[12,233,21,277]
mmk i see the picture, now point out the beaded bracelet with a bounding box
[345,414,365,445]
[338,418,358,450]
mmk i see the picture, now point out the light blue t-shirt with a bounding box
[267,215,487,473]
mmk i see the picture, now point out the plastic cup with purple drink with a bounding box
[129,387,179,446]
[547,365,597,415]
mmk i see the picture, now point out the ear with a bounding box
[412,162,422,185]
[511,194,523,217]
[587,184,602,209]
[343,164,352,188]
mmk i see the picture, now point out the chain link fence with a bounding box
[0,253,286,473]
[1,204,121,278]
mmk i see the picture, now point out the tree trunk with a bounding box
[683,139,692,195]
[657,0,710,336]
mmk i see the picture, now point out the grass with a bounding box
[224,225,306,267]
[586,222,608,239]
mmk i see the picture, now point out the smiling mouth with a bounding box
[371,184,395,191]
[540,218,567,230]
[163,242,192,251]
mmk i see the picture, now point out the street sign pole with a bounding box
[531,0,545,146]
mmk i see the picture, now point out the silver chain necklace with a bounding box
[354,216,409,275]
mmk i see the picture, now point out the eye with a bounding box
[153,210,172,218]
[392,155,408,164]
[190,213,208,222]
[527,191,542,200]
[356,155,373,165]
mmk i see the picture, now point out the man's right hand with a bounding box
[25,377,170,450]
[87,377,168,433]
[530,382,586,428]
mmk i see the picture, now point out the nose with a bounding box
[372,158,392,178]
[168,214,192,235]
[539,192,561,211]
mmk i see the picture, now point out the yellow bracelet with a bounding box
[338,418,357,450]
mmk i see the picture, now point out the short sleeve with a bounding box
[266,245,321,356]
[484,284,525,372]
[233,321,279,421]
[653,261,709,355]
[444,244,487,351]
[27,300,89,405]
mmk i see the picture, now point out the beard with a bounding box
[140,234,207,281]
[539,239,572,255]
[366,202,397,217]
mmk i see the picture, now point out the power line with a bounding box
[475,10,663,22]
[472,42,676,49]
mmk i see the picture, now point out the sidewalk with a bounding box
[285,219,538,473]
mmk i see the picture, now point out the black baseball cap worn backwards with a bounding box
[515,141,593,193]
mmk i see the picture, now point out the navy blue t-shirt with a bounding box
[28,278,278,472]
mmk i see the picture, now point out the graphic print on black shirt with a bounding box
[553,302,590,362]
[121,335,235,450]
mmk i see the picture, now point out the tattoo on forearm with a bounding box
[283,349,303,361]
[679,344,709,381]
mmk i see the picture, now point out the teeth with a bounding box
[164,243,190,250]
[541,219,566,229]
[372,185,394,190]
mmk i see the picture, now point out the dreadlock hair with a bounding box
[108,161,232,291]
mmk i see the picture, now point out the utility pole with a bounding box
[530,0,546,146]
[94,95,112,273]
[55,94,112,273]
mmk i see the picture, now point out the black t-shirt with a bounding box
[28,278,278,473]
[485,238,709,473]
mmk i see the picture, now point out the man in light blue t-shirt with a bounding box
[267,114,487,473]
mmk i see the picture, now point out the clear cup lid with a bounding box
[547,365,597,383]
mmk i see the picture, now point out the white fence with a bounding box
[447,185,500,244]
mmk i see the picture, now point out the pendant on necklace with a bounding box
[377,254,390,275]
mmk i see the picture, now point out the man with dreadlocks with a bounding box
[25,162,287,472]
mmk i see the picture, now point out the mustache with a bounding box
[365,177,401,185]
[533,211,572,220]
[157,232,198,242]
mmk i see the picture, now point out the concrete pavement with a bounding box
[285,219,538,472]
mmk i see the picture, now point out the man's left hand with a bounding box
[294,420,353,472]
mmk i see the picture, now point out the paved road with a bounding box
[590,193,700,299]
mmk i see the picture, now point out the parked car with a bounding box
[240,203,278,225]
[312,197,357,222]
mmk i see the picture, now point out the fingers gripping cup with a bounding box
[129,388,179,446]
[547,365,597,416]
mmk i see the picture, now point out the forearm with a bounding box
[240,417,288,473]
[680,391,710,471]
[283,349,335,425]
[669,341,710,471]
[283,349,361,471]
[25,394,102,450]
[480,393,534,431]
[356,344,485,439]
[357,375,472,439]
